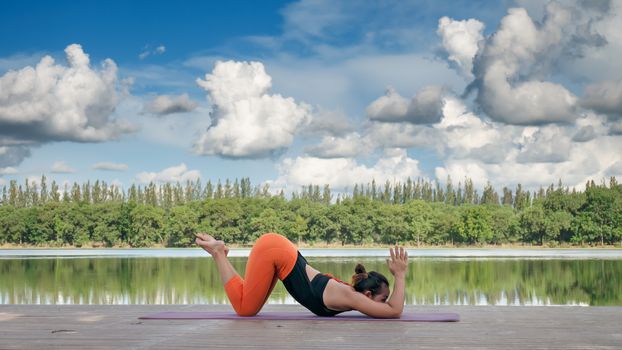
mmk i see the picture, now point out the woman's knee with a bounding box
[258,232,282,240]
[235,308,259,317]
[256,232,287,245]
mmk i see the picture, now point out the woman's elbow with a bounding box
[372,312,401,319]
[386,310,402,319]
[372,308,402,319]
[386,305,404,318]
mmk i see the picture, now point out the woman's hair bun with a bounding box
[352,263,369,285]
[351,263,390,295]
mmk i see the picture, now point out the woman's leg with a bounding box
[196,232,298,316]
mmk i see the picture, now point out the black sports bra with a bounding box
[282,252,346,317]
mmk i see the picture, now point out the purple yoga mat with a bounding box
[139,311,459,322]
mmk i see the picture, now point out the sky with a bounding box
[1,0,622,196]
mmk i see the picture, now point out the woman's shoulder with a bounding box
[325,278,357,302]
[323,279,355,311]
[324,273,353,287]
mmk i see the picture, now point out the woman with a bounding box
[195,232,408,318]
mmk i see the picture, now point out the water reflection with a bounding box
[1,257,620,306]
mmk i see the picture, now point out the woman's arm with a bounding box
[385,246,407,314]
[344,246,409,318]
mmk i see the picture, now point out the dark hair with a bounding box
[351,263,389,296]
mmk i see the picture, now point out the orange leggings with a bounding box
[224,233,298,316]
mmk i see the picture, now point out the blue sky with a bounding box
[1,0,621,195]
[0,1,285,60]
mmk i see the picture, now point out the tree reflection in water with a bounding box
[1,257,620,306]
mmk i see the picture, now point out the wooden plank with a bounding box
[1,305,621,350]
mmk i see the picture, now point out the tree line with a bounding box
[0,175,620,247]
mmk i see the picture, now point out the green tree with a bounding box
[200,199,242,242]
[91,202,124,247]
[307,206,339,244]
[406,200,434,246]
[451,205,493,244]
[0,206,26,243]
[489,205,519,243]
[165,204,200,247]
[575,185,622,245]
[128,205,165,247]
[519,205,557,245]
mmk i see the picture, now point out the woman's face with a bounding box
[370,283,390,303]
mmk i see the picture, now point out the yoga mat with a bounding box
[139,311,460,322]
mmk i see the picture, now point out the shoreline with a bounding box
[2,246,622,259]
[1,242,621,249]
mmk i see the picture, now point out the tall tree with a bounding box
[40,175,49,204]
[445,176,456,206]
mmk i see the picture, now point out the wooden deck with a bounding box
[1,305,621,349]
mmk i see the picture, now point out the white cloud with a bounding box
[0,52,46,72]
[0,166,18,175]
[364,96,511,164]
[194,60,312,158]
[581,80,622,118]
[261,53,464,118]
[433,117,622,191]
[51,161,76,174]
[607,160,622,177]
[610,120,622,135]
[366,85,446,124]
[139,45,166,60]
[435,162,490,189]
[305,132,373,158]
[417,94,622,191]
[115,94,215,151]
[436,132,622,192]
[554,0,622,82]
[366,87,408,122]
[571,113,608,142]
[300,108,354,137]
[516,125,572,163]
[92,162,128,171]
[0,44,135,167]
[135,163,201,184]
[364,96,502,161]
[437,16,485,78]
[359,96,505,161]
[434,97,504,158]
[0,145,31,167]
[572,126,597,142]
[469,4,581,124]
[145,93,198,115]
[365,121,440,151]
[0,44,134,140]
[267,148,423,193]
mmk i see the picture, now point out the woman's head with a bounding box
[351,263,390,302]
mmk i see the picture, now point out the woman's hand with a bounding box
[386,245,408,277]
[195,233,229,257]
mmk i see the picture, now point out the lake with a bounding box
[1,249,621,306]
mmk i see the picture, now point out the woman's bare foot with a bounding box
[195,233,229,257]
